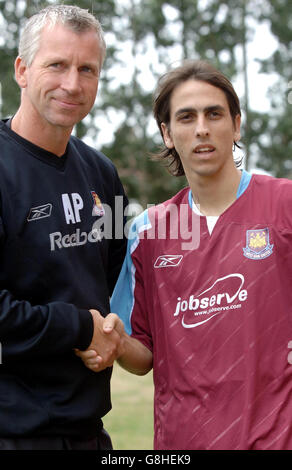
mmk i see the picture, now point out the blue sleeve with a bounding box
[110,210,150,335]
[237,170,252,197]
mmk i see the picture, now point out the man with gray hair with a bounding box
[0,5,127,450]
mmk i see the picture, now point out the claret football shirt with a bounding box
[111,171,292,450]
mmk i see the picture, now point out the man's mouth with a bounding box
[53,97,82,109]
[194,145,215,154]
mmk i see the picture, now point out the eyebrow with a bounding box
[174,105,226,117]
[44,57,99,72]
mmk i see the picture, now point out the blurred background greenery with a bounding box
[0,0,291,210]
[103,365,154,450]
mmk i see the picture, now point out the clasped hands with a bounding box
[75,309,125,372]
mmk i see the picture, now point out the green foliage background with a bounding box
[0,0,291,204]
[103,365,154,450]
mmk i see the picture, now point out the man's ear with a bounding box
[234,113,241,143]
[14,56,28,89]
[161,122,174,149]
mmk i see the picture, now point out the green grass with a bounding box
[103,364,154,450]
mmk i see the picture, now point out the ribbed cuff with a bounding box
[76,309,94,350]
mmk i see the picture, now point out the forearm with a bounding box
[117,333,153,376]
[0,289,92,359]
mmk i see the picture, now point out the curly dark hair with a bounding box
[153,60,242,176]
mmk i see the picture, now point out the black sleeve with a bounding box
[0,217,94,363]
[0,291,93,361]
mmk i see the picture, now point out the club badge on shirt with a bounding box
[91,191,105,217]
[243,227,273,260]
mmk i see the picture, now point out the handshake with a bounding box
[75,309,125,372]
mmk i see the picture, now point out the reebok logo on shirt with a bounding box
[27,203,52,221]
[154,255,183,268]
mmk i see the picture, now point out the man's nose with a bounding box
[195,116,209,137]
[61,68,81,94]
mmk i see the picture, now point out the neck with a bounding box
[190,166,242,216]
[12,107,72,157]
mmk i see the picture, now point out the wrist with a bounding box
[76,309,95,351]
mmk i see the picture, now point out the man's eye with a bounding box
[49,63,62,69]
[80,65,98,75]
[179,114,192,121]
[209,111,221,119]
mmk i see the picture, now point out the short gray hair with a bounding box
[18,4,106,67]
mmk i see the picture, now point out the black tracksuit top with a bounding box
[0,120,127,438]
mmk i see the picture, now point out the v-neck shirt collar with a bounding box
[2,118,68,170]
[189,170,252,234]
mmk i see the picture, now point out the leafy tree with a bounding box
[0,0,119,136]
[100,0,259,205]
[255,0,292,177]
[1,0,290,204]
[99,0,188,206]
[0,0,32,117]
